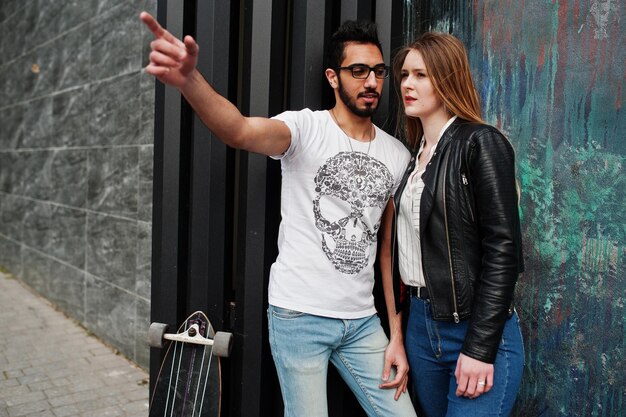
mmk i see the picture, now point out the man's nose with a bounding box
[364,70,378,87]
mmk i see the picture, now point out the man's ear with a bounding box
[325,68,338,88]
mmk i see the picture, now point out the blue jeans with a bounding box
[405,297,524,417]
[267,305,417,417]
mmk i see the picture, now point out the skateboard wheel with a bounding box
[148,322,169,348]
[212,331,233,357]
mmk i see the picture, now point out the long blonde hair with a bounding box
[393,32,483,150]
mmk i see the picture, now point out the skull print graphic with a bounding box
[313,151,394,275]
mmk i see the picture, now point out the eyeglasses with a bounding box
[337,64,389,79]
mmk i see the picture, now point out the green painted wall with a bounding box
[404,1,625,416]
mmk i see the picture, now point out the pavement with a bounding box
[0,272,150,417]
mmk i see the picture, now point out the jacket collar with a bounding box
[419,117,464,236]
[393,117,464,219]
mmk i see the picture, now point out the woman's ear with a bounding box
[325,68,338,89]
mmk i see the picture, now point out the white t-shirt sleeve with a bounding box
[269,109,312,160]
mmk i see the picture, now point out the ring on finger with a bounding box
[477,380,486,386]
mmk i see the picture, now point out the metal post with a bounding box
[149,0,186,397]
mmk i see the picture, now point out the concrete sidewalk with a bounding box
[0,272,149,417]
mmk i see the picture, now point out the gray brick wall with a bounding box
[0,0,157,369]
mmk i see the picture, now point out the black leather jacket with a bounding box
[391,118,524,364]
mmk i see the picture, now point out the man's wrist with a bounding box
[388,330,404,343]
[179,68,202,94]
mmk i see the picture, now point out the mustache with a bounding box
[358,89,379,98]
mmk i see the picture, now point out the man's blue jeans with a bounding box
[268,305,417,417]
[405,296,524,417]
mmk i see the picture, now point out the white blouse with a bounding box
[397,116,457,287]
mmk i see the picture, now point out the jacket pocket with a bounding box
[460,172,476,223]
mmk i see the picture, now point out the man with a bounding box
[141,12,416,417]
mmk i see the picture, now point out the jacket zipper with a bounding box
[461,173,475,223]
[442,161,460,323]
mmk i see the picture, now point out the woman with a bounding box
[380,32,524,417]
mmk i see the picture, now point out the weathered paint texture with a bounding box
[404,1,625,416]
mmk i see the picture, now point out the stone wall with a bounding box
[0,0,156,369]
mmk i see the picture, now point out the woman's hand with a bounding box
[454,352,494,399]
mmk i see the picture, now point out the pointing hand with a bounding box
[140,11,199,88]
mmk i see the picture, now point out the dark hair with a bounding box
[325,20,383,69]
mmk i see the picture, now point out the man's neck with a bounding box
[330,105,373,141]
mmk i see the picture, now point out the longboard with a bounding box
[149,311,233,417]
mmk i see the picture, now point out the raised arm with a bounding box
[140,12,291,156]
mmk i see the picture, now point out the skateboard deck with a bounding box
[149,311,233,417]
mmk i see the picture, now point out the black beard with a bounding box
[337,78,379,118]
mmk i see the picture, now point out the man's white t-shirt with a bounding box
[269,109,410,319]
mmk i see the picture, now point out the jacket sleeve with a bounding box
[461,127,523,363]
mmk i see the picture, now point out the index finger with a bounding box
[140,12,184,46]
[379,372,403,389]
[379,364,405,390]
[455,374,469,396]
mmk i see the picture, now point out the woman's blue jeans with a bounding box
[268,305,417,417]
[405,296,524,417]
